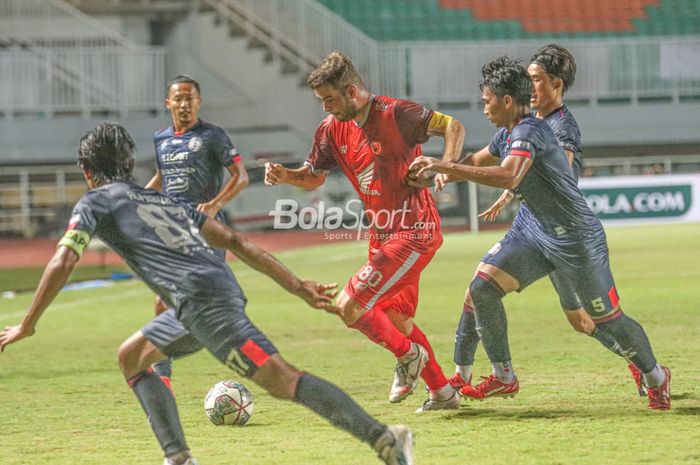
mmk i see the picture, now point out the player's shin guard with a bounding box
[469,273,512,364]
[294,373,386,446]
[595,311,657,373]
[153,357,174,391]
[350,308,412,358]
[127,369,187,456]
[454,304,480,366]
[408,324,448,390]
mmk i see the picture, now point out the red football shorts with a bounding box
[344,237,436,317]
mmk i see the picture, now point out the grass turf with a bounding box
[0,224,699,465]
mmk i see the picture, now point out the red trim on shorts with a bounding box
[463,303,475,313]
[594,309,622,324]
[509,149,532,158]
[476,271,506,296]
[240,339,271,367]
[232,154,242,163]
[608,286,620,308]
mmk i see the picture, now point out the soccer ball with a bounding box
[204,380,254,426]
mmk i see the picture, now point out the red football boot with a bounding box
[647,366,671,410]
[448,373,472,390]
[627,363,646,397]
[460,374,519,400]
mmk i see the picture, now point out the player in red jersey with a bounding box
[265,52,465,412]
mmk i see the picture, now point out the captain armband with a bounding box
[427,111,454,134]
[57,229,91,257]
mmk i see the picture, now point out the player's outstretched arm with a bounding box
[409,152,532,190]
[264,163,326,190]
[0,246,80,352]
[200,218,341,315]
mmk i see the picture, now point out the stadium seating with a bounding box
[316,0,700,40]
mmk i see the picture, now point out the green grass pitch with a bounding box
[1,224,699,465]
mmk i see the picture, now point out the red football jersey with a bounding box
[306,95,442,252]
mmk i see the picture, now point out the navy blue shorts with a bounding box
[548,271,583,311]
[481,230,619,318]
[143,297,278,378]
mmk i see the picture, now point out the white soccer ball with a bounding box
[204,380,254,426]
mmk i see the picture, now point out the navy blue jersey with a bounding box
[511,105,583,232]
[541,105,582,181]
[488,115,602,244]
[63,182,245,310]
[154,119,241,206]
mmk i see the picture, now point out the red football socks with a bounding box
[351,309,412,358]
[408,324,449,390]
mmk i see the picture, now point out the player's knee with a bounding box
[337,294,364,326]
[252,354,302,400]
[566,311,594,334]
[116,339,138,375]
[469,274,504,308]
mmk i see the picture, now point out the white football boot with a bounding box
[388,343,428,403]
[374,425,414,465]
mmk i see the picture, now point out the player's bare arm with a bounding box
[197,161,249,218]
[264,162,326,189]
[200,218,340,315]
[426,112,466,191]
[0,245,80,351]
[145,170,163,191]
[410,152,532,190]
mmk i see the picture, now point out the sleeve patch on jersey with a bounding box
[509,149,532,158]
[511,140,532,150]
[57,229,91,257]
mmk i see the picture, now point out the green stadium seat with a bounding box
[315,0,700,41]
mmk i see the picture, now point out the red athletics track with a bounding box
[0,226,491,269]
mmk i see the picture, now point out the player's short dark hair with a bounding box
[530,44,577,93]
[167,74,201,96]
[78,122,135,184]
[480,56,531,106]
[307,51,366,91]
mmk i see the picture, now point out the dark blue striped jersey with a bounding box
[541,105,582,181]
[488,114,602,243]
[154,119,241,206]
[63,182,245,310]
[511,105,583,231]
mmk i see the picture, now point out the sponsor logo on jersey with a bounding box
[165,176,189,193]
[161,151,190,163]
[370,141,382,155]
[375,101,388,111]
[357,162,380,196]
[172,139,182,144]
[188,136,203,152]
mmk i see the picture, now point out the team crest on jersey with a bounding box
[160,140,169,150]
[370,141,382,155]
[340,145,348,154]
[187,136,203,152]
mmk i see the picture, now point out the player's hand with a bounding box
[197,201,221,219]
[264,162,288,186]
[409,156,443,179]
[434,173,449,192]
[407,170,435,189]
[297,281,342,316]
[479,190,514,222]
[0,324,35,353]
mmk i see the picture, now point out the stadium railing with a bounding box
[0,0,164,118]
